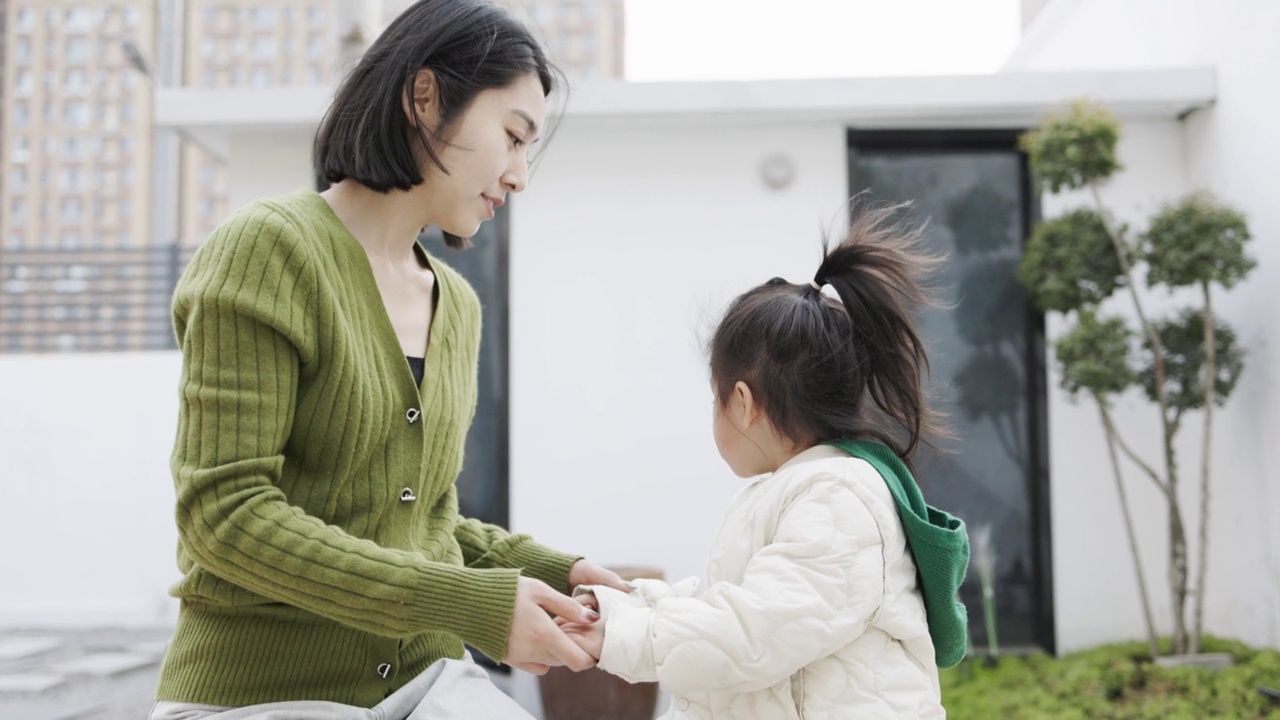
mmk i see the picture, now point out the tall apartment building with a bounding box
[0,0,621,352]
[0,1,160,351]
[179,0,336,249]
[383,0,625,81]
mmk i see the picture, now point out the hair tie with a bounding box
[809,280,823,291]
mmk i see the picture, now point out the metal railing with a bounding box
[0,244,195,353]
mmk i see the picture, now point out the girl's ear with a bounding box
[403,68,439,125]
[732,381,762,428]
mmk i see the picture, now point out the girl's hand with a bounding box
[562,618,606,661]
[568,560,632,593]
[503,577,599,675]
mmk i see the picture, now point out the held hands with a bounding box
[503,577,600,675]
[559,591,606,660]
[501,561,627,674]
[568,559,632,594]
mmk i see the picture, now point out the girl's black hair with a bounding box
[709,202,947,463]
[313,0,557,248]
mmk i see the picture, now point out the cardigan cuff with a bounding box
[499,538,582,594]
[407,565,521,664]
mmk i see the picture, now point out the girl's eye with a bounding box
[508,132,525,148]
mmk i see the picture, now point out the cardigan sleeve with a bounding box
[171,203,520,661]
[454,512,582,593]
[593,476,887,693]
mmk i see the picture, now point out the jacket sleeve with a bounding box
[595,477,887,694]
[171,204,520,662]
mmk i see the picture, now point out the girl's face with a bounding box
[419,71,546,238]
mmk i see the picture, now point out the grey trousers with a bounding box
[149,658,535,720]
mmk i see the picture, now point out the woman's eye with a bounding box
[508,133,525,148]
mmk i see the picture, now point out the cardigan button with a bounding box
[676,697,690,711]
[377,662,392,679]
[400,488,416,502]
[406,408,421,424]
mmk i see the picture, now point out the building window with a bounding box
[122,100,136,123]
[67,8,95,32]
[67,38,91,63]
[250,67,271,87]
[253,7,278,28]
[15,70,34,97]
[230,36,246,56]
[12,138,30,163]
[16,38,32,65]
[64,101,90,127]
[60,168,83,193]
[202,37,217,58]
[16,8,35,31]
[308,34,324,60]
[204,7,219,27]
[12,102,29,127]
[61,231,82,249]
[202,69,217,87]
[45,8,58,28]
[124,8,141,27]
[120,137,134,156]
[65,68,89,96]
[120,198,132,220]
[11,167,28,192]
[60,194,83,220]
[308,4,325,28]
[11,198,27,227]
[253,35,277,60]
[63,137,84,160]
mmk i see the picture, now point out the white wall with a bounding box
[228,129,316,213]
[1009,0,1280,651]
[508,118,851,584]
[0,352,183,626]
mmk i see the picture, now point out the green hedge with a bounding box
[941,638,1280,719]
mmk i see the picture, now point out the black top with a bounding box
[406,356,425,386]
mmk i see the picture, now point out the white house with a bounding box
[1,3,1274,709]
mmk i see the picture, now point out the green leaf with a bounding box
[1018,208,1125,313]
[1020,101,1122,193]
[1138,310,1245,412]
[1142,192,1257,289]
[1055,312,1137,399]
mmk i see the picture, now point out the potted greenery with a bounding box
[1017,101,1256,662]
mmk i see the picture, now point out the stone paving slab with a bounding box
[0,637,64,662]
[50,652,160,677]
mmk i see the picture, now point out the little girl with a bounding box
[565,204,970,719]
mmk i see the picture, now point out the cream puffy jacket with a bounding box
[588,445,945,719]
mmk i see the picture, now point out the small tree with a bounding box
[1018,101,1256,657]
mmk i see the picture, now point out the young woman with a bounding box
[150,2,626,718]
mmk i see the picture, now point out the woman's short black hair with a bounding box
[313,0,555,195]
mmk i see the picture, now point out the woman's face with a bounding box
[419,72,546,238]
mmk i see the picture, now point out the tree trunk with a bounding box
[1098,399,1161,659]
[1088,183,1185,654]
[1165,439,1189,655]
[1190,283,1216,654]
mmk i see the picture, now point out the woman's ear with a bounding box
[402,68,439,125]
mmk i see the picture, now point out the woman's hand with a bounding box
[562,618,606,661]
[503,577,599,675]
[568,559,632,593]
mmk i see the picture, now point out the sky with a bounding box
[623,0,1024,81]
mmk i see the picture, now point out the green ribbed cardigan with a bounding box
[156,191,579,707]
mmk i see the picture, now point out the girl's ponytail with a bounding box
[709,201,947,464]
[812,203,945,460]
